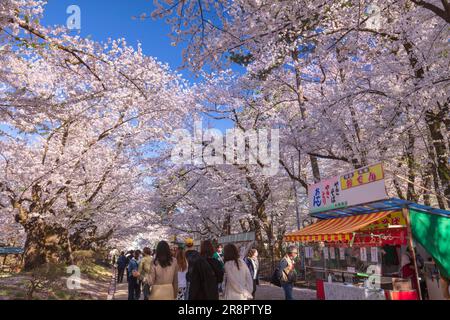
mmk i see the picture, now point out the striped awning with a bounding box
[284,211,393,242]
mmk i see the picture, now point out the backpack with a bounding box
[207,258,224,284]
[271,257,297,286]
[185,250,200,282]
[271,266,282,287]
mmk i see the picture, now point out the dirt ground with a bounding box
[0,264,112,300]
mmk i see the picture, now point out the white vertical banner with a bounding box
[329,247,336,260]
[305,247,311,258]
[371,247,378,263]
[360,247,367,262]
[339,248,345,260]
[323,247,329,260]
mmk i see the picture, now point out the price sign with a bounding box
[371,247,378,263]
[323,247,329,259]
[329,248,336,260]
[339,248,345,260]
[360,247,367,262]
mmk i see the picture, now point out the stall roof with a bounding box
[310,198,450,219]
[285,211,392,242]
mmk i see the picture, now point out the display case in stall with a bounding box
[295,209,410,298]
[292,212,420,299]
[302,237,404,299]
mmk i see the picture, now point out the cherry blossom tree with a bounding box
[1,1,191,268]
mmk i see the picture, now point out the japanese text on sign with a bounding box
[308,163,388,214]
[340,163,384,190]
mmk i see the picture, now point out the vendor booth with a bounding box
[284,163,450,300]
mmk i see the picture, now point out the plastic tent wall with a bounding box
[410,209,450,278]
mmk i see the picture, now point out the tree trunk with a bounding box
[21,217,71,271]
[393,160,405,199]
[69,227,114,252]
[441,101,450,148]
[222,213,232,235]
[402,40,449,207]
[425,109,450,208]
[291,49,321,183]
[426,134,447,209]
[422,168,432,206]
[406,129,418,202]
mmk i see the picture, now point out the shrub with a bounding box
[26,263,65,300]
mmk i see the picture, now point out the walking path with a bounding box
[109,266,144,300]
[112,279,316,300]
[113,282,133,300]
[254,281,316,300]
[106,267,117,300]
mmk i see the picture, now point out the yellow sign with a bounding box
[340,163,384,190]
[308,162,388,214]
[361,211,406,231]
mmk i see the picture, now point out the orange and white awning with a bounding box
[284,211,398,243]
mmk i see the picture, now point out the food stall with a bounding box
[284,163,450,300]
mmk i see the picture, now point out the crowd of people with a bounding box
[114,239,267,300]
[114,239,300,300]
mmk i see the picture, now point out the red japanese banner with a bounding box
[327,228,407,247]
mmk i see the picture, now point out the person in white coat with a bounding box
[223,243,253,300]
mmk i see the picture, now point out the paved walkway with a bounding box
[113,280,316,300]
[114,282,133,300]
[254,281,316,300]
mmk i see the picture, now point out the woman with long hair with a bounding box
[223,243,253,300]
[146,240,178,300]
[189,240,224,300]
[176,246,188,300]
[244,248,259,299]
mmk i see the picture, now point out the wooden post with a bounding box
[402,207,422,300]
[302,243,307,283]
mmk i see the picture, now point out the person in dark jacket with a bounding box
[127,251,141,300]
[125,250,134,282]
[244,248,259,299]
[117,251,127,283]
[189,240,224,300]
[184,238,200,300]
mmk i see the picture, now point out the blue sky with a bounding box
[41,0,234,131]
[41,0,191,79]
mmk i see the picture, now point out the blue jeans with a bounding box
[282,283,294,300]
[185,281,190,300]
[128,277,138,300]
